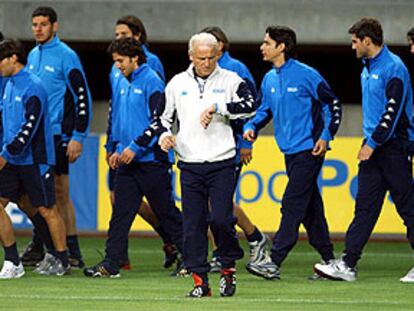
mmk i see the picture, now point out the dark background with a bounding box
[22,41,414,103]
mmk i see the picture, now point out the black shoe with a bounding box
[83,261,120,278]
[69,256,85,269]
[20,241,45,266]
[219,269,236,297]
[187,284,212,298]
[163,243,178,268]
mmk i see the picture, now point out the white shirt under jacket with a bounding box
[159,64,256,163]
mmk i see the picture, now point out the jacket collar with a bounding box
[362,44,388,69]
[131,63,149,82]
[37,35,60,49]
[274,58,294,73]
[218,51,231,66]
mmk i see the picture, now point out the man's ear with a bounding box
[53,21,59,33]
[362,36,372,47]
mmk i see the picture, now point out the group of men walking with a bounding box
[1,6,414,298]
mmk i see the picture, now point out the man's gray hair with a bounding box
[188,32,218,53]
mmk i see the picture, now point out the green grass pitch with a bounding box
[0,236,413,311]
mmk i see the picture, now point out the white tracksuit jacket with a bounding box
[159,64,256,163]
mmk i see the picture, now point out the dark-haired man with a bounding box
[84,37,183,278]
[200,26,268,271]
[20,6,92,270]
[106,15,180,271]
[315,18,414,283]
[243,26,341,280]
[0,39,70,278]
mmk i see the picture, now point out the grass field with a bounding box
[1,236,413,311]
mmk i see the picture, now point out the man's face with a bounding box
[260,33,283,63]
[112,52,138,77]
[189,44,218,78]
[0,55,16,77]
[351,34,369,59]
[408,38,414,55]
[115,24,141,42]
[32,15,56,44]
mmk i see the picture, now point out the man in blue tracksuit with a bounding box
[0,39,70,278]
[243,26,341,280]
[201,26,269,271]
[84,37,183,277]
[315,18,414,283]
[106,15,180,271]
[20,6,92,269]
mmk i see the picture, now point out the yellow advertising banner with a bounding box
[97,136,407,234]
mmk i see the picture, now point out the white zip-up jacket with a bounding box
[159,64,256,163]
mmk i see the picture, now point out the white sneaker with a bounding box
[248,231,269,264]
[0,261,25,279]
[314,259,357,282]
[34,253,57,274]
[400,267,414,283]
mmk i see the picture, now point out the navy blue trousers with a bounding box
[344,140,414,268]
[271,150,334,266]
[179,158,244,274]
[105,162,183,267]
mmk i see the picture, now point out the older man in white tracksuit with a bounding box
[159,33,256,298]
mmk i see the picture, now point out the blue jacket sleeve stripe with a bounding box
[68,69,90,136]
[368,77,404,148]
[3,96,42,158]
[132,91,165,150]
[316,82,342,141]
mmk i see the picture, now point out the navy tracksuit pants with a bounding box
[344,139,414,268]
[104,161,183,267]
[271,150,334,266]
[179,158,244,274]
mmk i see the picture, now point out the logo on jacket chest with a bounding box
[44,65,55,73]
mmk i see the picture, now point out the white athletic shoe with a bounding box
[248,231,269,264]
[314,259,357,282]
[400,267,414,283]
[34,252,57,274]
[0,261,25,279]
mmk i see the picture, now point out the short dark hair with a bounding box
[348,18,383,46]
[32,6,57,24]
[116,15,148,45]
[265,25,297,60]
[407,27,414,42]
[107,37,147,65]
[0,32,4,42]
[0,39,27,65]
[200,26,230,51]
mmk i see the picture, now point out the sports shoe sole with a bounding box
[313,264,355,282]
[246,264,280,280]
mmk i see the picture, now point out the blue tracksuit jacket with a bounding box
[0,68,55,165]
[244,58,341,155]
[27,35,92,143]
[360,45,414,148]
[106,45,165,153]
[114,64,173,163]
